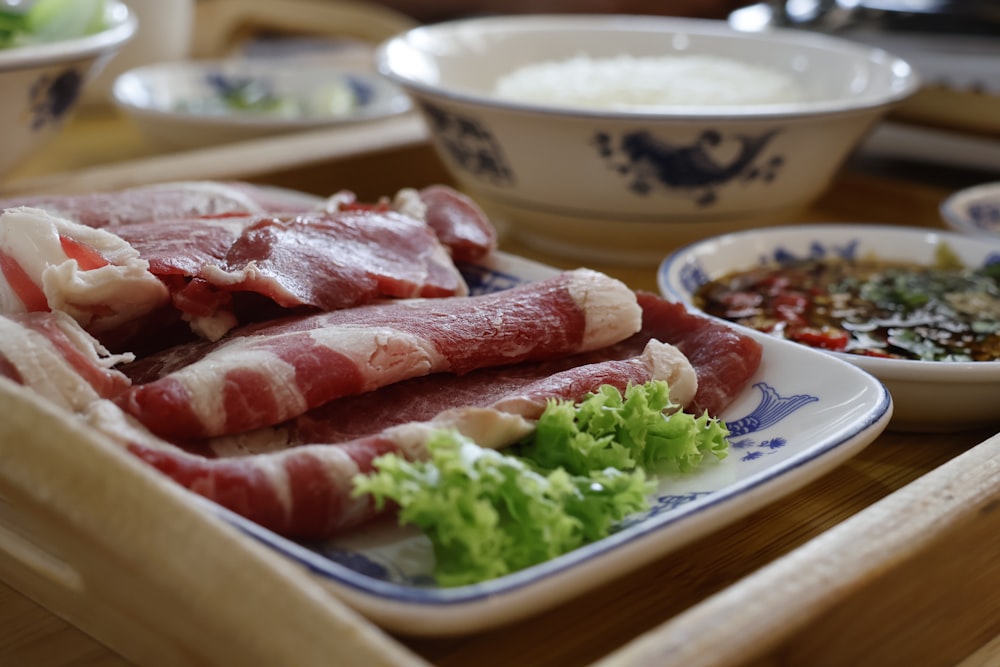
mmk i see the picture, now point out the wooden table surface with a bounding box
[3,106,1000,667]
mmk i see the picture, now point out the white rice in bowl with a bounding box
[493,54,806,110]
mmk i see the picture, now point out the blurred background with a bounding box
[150,0,1000,188]
[2,0,998,198]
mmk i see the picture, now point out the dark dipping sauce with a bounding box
[693,253,1000,361]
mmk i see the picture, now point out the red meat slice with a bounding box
[418,185,497,262]
[113,218,246,277]
[0,247,49,312]
[195,208,468,310]
[0,207,172,333]
[0,181,288,228]
[126,433,409,538]
[77,290,760,540]
[202,338,696,457]
[0,312,133,411]
[201,292,757,457]
[631,292,761,416]
[104,339,691,538]
[116,269,642,439]
[113,208,471,342]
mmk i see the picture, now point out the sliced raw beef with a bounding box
[0,207,169,334]
[203,339,696,456]
[116,269,642,440]
[90,339,695,537]
[194,208,468,309]
[115,207,471,341]
[0,179,497,264]
[199,292,758,458]
[44,204,474,344]
[631,292,761,416]
[109,217,251,343]
[0,312,133,412]
[112,217,248,278]
[417,185,497,262]
[321,185,498,263]
[0,181,301,228]
[89,399,536,538]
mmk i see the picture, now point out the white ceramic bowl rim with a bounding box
[0,1,136,71]
[376,14,921,121]
[658,222,1000,381]
[940,181,1000,237]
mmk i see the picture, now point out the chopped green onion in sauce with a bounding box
[693,250,1000,362]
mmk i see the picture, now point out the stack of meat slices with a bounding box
[0,181,762,540]
[0,181,495,349]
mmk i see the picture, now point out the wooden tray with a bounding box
[3,330,1000,667]
[5,3,1000,664]
[4,132,1000,665]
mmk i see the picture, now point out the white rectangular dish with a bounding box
[203,251,894,636]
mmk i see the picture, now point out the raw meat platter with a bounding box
[216,251,892,635]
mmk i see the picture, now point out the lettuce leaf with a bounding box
[516,381,730,474]
[354,432,650,587]
[352,380,730,587]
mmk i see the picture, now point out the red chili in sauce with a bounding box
[693,257,1000,361]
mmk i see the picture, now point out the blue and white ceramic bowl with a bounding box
[0,0,135,177]
[658,223,1000,432]
[940,182,1000,239]
[377,14,919,265]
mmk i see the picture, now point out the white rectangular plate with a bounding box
[209,251,892,636]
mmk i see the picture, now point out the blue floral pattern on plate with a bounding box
[678,235,1000,296]
[679,237,864,294]
[968,200,1000,233]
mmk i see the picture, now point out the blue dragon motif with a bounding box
[593,127,784,206]
[624,381,817,524]
[28,68,83,131]
[418,101,515,187]
[726,382,818,436]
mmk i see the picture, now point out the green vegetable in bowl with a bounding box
[0,0,108,48]
[352,381,730,586]
[179,73,360,119]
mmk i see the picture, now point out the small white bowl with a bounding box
[377,14,920,265]
[940,181,1000,238]
[0,1,136,177]
[657,223,1000,432]
[112,59,413,150]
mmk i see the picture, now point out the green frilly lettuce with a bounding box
[516,381,730,475]
[352,380,730,587]
[0,0,108,48]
